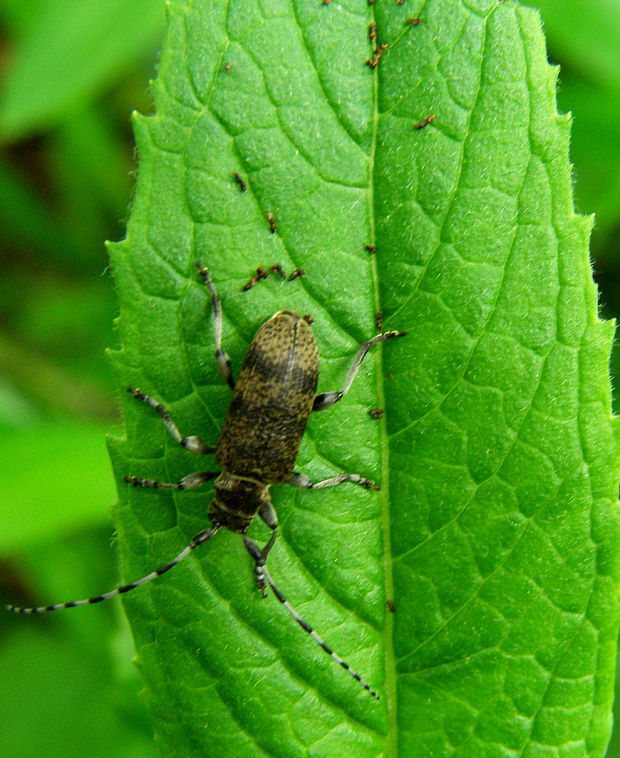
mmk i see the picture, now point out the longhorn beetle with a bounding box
[7,262,406,699]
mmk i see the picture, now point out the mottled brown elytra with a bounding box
[7,263,406,699]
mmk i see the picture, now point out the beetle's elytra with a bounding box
[211,310,318,533]
[7,263,406,700]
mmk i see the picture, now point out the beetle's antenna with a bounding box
[243,537,380,699]
[6,527,220,615]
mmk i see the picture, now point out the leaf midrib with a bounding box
[366,7,399,753]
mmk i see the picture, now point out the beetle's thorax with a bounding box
[208,472,271,533]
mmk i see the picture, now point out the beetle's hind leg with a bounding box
[287,471,379,491]
[195,262,234,390]
[127,388,216,454]
[312,329,406,411]
[125,470,219,490]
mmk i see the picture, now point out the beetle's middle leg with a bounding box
[125,470,219,491]
[312,329,406,411]
[195,262,234,390]
[287,471,379,491]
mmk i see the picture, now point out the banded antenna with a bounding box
[5,527,219,614]
[6,528,380,699]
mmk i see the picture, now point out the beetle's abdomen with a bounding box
[216,311,318,483]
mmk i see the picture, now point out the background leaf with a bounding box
[0,1,156,755]
[1,529,155,758]
[0,0,165,141]
[533,0,620,266]
[106,0,619,755]
[531,0,620,92]
[0,423,114,550]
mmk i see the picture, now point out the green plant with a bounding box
[104,1,620,756]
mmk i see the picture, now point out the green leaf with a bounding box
[107,1,620,755]
[0,621,128,758]
[531,0,620,94]
[0,0,165,141]
[49,103,134,228]
[0,157,80,261]
[0,423,114,551]
[1,532,156,758]
[0,0,48,38]
[556,80,620,253]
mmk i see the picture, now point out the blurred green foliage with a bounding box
[0,0,164,755]
[537,0,620,427]
[0,0,617,756]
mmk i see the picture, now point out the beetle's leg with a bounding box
[242,536,380,699]
[195,262,234,390]
[127,387,216,454]
[312,329,407,411]
[124,471,219,490]
[253,501,279,597]
[287,471,379,491]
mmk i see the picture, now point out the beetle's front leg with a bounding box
[287,471,379,491]
[127,387,216,454]
[195,262,234,390]
[312,329,406,411]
